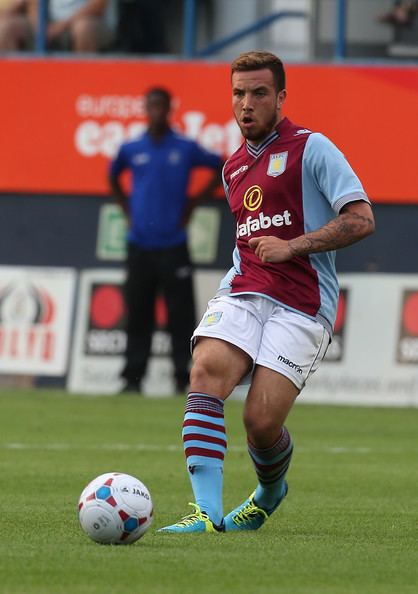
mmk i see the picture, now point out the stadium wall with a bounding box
[1,193,417,406]
[1,58,418,405]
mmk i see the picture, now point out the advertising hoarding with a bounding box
[304,274,418,407]
[1,60,417,203]
[0,266,76,375]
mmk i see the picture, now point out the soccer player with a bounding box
[158,51,375,533]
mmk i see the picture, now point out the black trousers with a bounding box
[121,241,196,388]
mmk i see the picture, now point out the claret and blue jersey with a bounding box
[220,117,370,334]
[110,129,222,249]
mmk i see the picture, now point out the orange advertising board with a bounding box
[1,58,417,203]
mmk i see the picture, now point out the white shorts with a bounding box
[192,294,330,391]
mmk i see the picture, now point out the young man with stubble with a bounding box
[158,51,375,534]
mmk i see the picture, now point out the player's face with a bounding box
[232,69,286,144]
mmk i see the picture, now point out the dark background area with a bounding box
[0,193,416,273]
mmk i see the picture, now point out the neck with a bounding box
[148,124,170,140]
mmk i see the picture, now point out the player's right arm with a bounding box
[288,200,374,257]
[248,200,374,263]
[249,132,375,263]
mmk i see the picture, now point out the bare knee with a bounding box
[190,338,250,398]
[243,367,298,447]
[244,410,281,447]
[190,350,232,397]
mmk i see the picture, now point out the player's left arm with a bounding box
[249,200,375,263]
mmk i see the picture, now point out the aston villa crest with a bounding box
[267,152,288,177]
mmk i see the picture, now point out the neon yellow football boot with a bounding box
[158,503,224,534]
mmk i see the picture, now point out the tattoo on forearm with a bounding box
[288,211,374,257]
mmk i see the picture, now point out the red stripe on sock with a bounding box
[249,450,293,473]
[183,419,225,433]
[184,447,224,460]
[183,433,227,448]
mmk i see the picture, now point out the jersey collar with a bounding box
[245,117,288,158]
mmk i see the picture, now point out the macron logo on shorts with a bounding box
[277,355,303,374]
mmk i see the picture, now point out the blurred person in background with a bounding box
[158,51,374,534]
[47,0,115,52]
[109,87,223,395]
[0,0,35,50]
[377,0,417,26]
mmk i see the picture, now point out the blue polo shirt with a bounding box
[110,129,223,249]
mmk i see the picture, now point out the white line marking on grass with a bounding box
[328,447,371,454]
[2,442,183,452]
[1,443,371,454]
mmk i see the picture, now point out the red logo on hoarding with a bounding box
[397,290,418,363]
[324,288,348,362]
[154,295,168,329]
[85,283,126,356]
[401,292,418,336]
[0,282,56,361]
[90,285,125,329]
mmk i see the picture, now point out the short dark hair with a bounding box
[231,51,286,92]
[145,87,172,105]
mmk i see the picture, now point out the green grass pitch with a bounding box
[0,388,416,594]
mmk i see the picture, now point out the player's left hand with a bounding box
[248,236,293,263]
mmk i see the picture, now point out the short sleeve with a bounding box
[303,133,369,214]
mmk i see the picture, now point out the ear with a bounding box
[277,89,287,110]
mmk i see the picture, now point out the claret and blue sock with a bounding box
[158,392,226,533]
[249,426,293,512]
[182,392,226,526]
[223,426,293,531]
